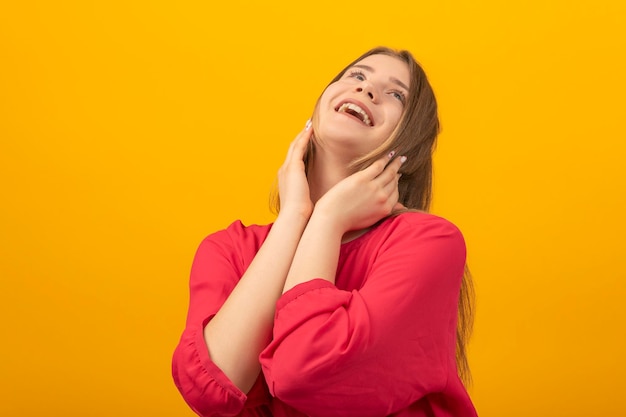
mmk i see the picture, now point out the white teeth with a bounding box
[338,102,372,126]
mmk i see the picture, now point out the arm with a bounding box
[205,124,315,392]
[261,215,468,417]
[172,125,313,416]
[283,152,405,292]
[203,210,308,392]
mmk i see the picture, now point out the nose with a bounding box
[356,86,376,102]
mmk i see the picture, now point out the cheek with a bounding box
[384,107,404,132]
[392,106,404,129]
[319,84,340,110]
[391,105,404,123]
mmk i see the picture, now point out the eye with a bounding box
[347,70,366,81]
[391,90,406,104]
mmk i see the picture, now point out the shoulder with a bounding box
[380,211,464,243]
[190,220,273,276]
[203,220,272,243]
[196,220,273,257]
[223,220,273,243]
[368,212,467,269]
[376,212,467,285]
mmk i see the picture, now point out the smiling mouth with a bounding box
[336,102,373,126]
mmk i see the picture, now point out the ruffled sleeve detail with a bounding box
[172,221,272,416]
[172,320,248,416]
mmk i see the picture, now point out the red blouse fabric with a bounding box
[172,212,477,417]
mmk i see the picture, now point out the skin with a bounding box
[308,54,410,202]
[314,53,409,162]
[203,54,410,394]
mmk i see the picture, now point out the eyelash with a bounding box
[347,70,406,104]
[348,70,366,81]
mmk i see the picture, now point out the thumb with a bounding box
[392,202,407,212]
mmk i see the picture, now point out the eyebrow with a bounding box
[352,64,410,92]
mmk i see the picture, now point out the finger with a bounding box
[291,125,313,161]
[386,186,401,213]
[393,202,407,212]
[374,183,400,216]
[376,155,407,186]
[285,121,313,160]
[381,172,402,195]
[361,151,397,179]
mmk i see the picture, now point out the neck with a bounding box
[307,143,352,204]
[306,138,376,244]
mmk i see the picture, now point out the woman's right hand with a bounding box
[277,121,314,219]
[201,121,315,395]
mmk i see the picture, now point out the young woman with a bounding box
[172,47,477,417]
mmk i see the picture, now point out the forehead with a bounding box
[350,54,410,86]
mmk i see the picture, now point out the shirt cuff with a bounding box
[276,278,336,312]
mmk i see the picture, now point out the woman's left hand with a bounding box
[313,152,406,234]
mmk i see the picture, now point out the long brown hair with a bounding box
[274,47,475,385]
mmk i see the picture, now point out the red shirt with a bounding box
[172,212,477,416]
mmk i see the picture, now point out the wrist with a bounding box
[308,206,346,239]
[276,206,312,226]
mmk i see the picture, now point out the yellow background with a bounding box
[1,1,625,415]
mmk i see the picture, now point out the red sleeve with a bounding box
[259,214,466,417]
[171,221,270,417]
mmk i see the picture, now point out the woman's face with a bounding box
[315,53,410,157]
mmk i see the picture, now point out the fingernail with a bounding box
[400,156,407,164]
[305,119,312,130]
[388,150,396,159]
